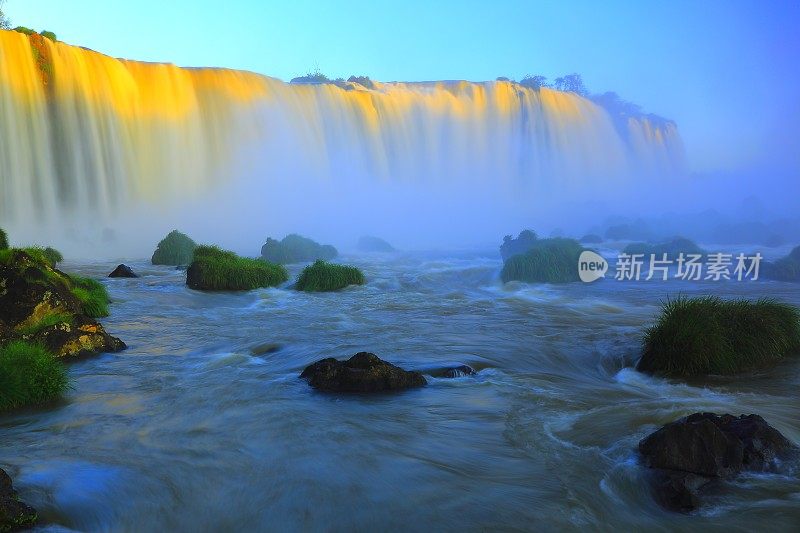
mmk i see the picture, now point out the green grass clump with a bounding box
[12,26,36,36]
[0,228,8,250]
[69,276,110,317]
[295,260,365,292]
[151,230,197,266]
[43,246,63,265]
[763,245,800,282]
[637,296,800,376]
[501,238,586,283]
[261,234,338,264]
[623,237,704,256]
[0,341,68,411]
[187,245,288,291]
[16,312,73,336]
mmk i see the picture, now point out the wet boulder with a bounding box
[427,364,477,378]
[0,468,38,531]
[639,413,797,512]
[108,264,138,278]
[301,352,427,393]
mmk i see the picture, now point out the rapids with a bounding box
[1,249,798,531]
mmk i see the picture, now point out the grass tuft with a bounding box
[69,276,110,317]
[0,341,68,411]
[637,296,800,376]
[501,238,585,283]
[295,260,365,292]
[16,312,73,336]
[187,245,288,291]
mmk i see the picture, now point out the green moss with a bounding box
[261,234,338,264]
[187,245,288,291]
[0,341,68,412]
[69,276,110,317]
[151,230,197,266]
[637,296,800,377]
[0,228,8,250]
[501,238,586,283]
[623,237,704,256]
[295,260,365,292]
[16,312,72,336]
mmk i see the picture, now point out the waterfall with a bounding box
[0,29,685,252]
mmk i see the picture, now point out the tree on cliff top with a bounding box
[0,0,10,30]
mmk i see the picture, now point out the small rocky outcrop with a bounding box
[0,250,125,359]
[639,413,798,512]
[0,468,37,531]
[428,365,477,378]
[300,352,427,392]
[108,264,138,278]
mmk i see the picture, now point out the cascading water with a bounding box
[0,29,685,253]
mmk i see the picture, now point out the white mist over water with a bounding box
[0,30,686,257]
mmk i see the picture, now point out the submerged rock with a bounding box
[300,352,427,393]
[427,364,477,378]
[639,413,797,512]
[108,264,138,278]
[0,468,38,531]
[0,250,125,359]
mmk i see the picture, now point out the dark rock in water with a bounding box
[0,249,126,359]
[639,413,798,512]
[300,352,427,393]
[108,264,138,278]
[427,365,477,378]
[0,468,38,531]
[250,342,282,356]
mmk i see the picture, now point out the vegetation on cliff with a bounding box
[637,296,800,376]
[187,245,288,291]
[295,260,365,292]
[762,245,800,282]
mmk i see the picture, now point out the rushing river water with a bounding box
[2,249,800,532]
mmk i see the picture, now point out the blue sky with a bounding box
[6,0,800,176]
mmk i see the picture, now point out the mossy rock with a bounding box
[580,234,603,244]
[186,246,288,291]
[151,230,197,266]
[623,237,704,257]
[260,234,337,264]
[295,260,365,292]
[762,246,800,282]
[1,468,38,531]
[0,249,125,360]
[637,296,800,376]
[357,235,395,253]
[501,238,586,283]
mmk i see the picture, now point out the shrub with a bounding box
[43,246,63,266]
[295,260,365,292]
[0,341,68,411]
[501,238,585,283]
[69,276,110,317]
[0,228,7,250]
[40,30,56,41]
[762,246,800,282]
[500,229,538,260]
[187,245,288,291]
[357,235,395,252]
[261,234,338,264]
[637,296,800,376]
[151,230,197,266]
[623,237,704,257]
[12,26,36,36]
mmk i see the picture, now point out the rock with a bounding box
[0,250,125,359]
[639,413,798,512]
[108,264,138,278]
[300,352,427,393]
[0,468,38,531]
[250,342,282,356]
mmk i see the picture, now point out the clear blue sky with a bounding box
[5,0,800,176]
